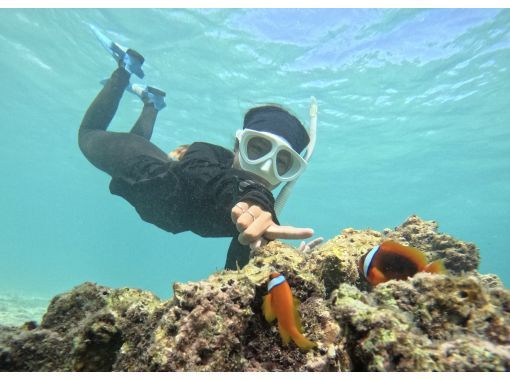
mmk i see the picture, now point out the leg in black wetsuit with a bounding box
[130,101,158,140]
[78,67,169,179]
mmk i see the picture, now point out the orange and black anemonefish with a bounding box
[262,273,317,350]
[358,240,447,286]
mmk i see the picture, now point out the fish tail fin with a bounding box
[290,298,315,349]
[291,330,317,350]
[277,322,291,346]
[423,259,447,274]
[292,297,303,333]
[262,294,276,323]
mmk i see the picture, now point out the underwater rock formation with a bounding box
[0,215,508,371]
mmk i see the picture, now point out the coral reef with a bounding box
[0,215,508,371]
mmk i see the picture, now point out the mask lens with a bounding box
[246,136,272,160]
[276,150,293,176]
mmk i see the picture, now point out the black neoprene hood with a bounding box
[243,105,310,153]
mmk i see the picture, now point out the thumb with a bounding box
[264,224,314,241]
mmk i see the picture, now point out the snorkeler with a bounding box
[78,25,317,269]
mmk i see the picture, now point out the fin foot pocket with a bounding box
[121,48,145,79]
[129,84,167,111]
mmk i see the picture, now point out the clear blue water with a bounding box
[0,9,509,305]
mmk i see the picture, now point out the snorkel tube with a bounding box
[274,96,318,216]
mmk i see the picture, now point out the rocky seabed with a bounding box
[1,215,508,371]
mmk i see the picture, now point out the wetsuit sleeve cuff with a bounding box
[236,180,279,225]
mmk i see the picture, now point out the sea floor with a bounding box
[0,293,50,326]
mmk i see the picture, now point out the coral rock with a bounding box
[0,215,507,371]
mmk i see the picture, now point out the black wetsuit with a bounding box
[79,67,278,269]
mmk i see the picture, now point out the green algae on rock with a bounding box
[0,215,508,371]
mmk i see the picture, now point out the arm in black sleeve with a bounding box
[229,177,280,225]
[183,169,279,237]
[225,237,251,270]
[109,142,280,243]
[217,175,280,271]
[172,146,279,237]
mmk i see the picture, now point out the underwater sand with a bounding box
[0,294,50,327]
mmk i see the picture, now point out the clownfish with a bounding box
[358,240,447,286]
[262,273,316,350]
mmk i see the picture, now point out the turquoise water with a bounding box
[0,9,509,309]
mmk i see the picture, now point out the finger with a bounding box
[250,237,268,252]
[263,225,314,241]
[236,214,251,233]
[231,201,249,224]
[301,237,324,253]
[236,208,261,232]
[238,211,273,244]
[242,209,271,237]
[307,237,324,251]
[235,205,264,232]
[249,238,262,251]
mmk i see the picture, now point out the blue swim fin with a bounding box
[99,79,166,111]
[129,84,167,111]
[88,23,145,79]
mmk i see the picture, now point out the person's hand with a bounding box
[231,201,314,251]
[297,237,324,253]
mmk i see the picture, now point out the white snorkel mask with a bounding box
[235,129,308,187]
[237,98,318,216]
